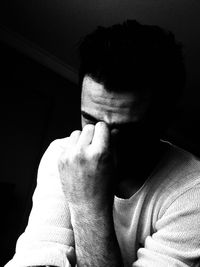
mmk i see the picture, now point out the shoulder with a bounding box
[142,141,200,216]
[36,137,71,182]
[40,137,70,163]
[151,141,200,217]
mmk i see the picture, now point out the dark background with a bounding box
[0,42,80,264]
[0,1,200,265]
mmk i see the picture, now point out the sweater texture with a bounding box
[5,139,200,267]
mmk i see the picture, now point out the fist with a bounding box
[58,122,114,210]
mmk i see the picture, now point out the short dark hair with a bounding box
[79,19,186,101]
[78,20,186,132]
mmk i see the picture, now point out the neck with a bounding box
[114,140,168,198]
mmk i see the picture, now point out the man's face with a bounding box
[81,75,152,166]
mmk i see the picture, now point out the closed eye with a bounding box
[81,110,145,131]
[81,110,131,130]
[81,110,98,125]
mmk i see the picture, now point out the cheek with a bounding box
[112,130,146,153]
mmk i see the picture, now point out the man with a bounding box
[5,20,200,267]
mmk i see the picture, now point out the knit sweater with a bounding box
[5,139,200,267]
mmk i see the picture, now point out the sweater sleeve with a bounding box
[5,139,75,267]
[133,184,200,267]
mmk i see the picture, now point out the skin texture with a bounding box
[59,122,114,208]
[81,76,148,130]
[81,75,162,197]
[58,75,163,266]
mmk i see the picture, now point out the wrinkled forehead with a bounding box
[81,75,150,122]
[82,76,141,107]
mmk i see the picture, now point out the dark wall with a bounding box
[0,1,200,108]
[0,1,200,156]
[0,41,80,265]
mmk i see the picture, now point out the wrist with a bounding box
[69,197,113,216]
[69,201,114,231]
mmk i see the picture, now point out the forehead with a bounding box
[81,76,149,123]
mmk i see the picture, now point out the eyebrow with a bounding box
[81,110,138,129]
[81,110,99,123]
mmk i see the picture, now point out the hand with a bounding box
[58,122,114,211]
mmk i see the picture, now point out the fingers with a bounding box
[92,121,110,152]
[69,122,110,152]
[70,130,81,144]
[77,124,95,147]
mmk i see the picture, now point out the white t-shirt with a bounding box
[5,140,200,267]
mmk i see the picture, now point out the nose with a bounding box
[110,128,120,150]
[111,128,119,137]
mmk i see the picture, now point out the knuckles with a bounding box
[56,129,110,167]
[59,145,109,167]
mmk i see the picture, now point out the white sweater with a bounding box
[5,139,200,267]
